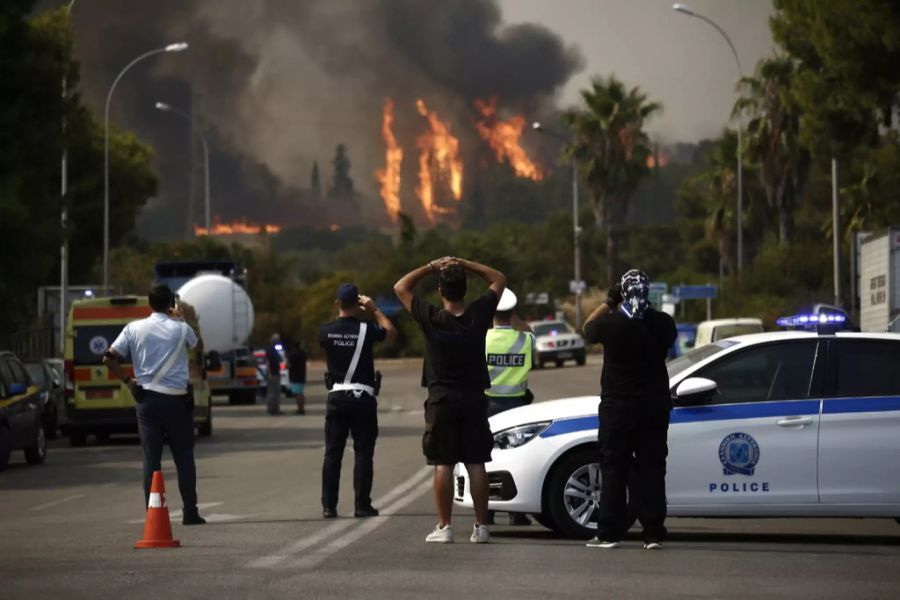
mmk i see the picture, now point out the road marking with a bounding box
[291,478,432,570]
[249,466,431,569]
[127,501,224,523]
[30,494,85,512]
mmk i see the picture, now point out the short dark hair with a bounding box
[494,309,513,323]
[149,284,175,312]
[438,265,467,302]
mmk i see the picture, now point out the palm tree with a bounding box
[564,76,661,284]
[734,55,810,244]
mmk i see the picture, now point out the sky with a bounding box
[498,0,777,143]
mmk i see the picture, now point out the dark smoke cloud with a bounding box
[47,0,583,236]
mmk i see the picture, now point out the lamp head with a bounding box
[165,42,189,52]
[155,102,170,111]
[672,3,695,16]
[532,121,543,131]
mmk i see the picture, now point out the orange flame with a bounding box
[473,98,543,181]
[415,99,463,223]
[375,99,403,222]
[646,152,669,168]
[195,219,282,236]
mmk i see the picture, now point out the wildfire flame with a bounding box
[415,99,463,223]
[195,219,281,236]
[375,99,403,222]
[473,98,543,181]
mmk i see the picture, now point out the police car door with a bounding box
[667,339,822,510]
[818,338,900,504]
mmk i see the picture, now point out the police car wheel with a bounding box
[0,424,11,472]
[576,354,586,366]
[24,422,47,465]
[545,448,601,539]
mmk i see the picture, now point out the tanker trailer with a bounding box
[176,273,259,404]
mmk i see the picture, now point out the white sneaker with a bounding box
[643,541,663,550]
[586,537,620,549]
[426,524,454,543]
[470,524,490,544]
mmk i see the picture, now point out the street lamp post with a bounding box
[103,42,188,294]
[533,121,583,329]
[673,3,744,272]
[155,101,211,232]
[59,0,77,356]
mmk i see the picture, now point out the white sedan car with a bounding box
[455,329,900,538]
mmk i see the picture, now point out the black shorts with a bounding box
[422,387,493,466]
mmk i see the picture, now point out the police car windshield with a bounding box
[533,322,573,337]
[666,342,731,379]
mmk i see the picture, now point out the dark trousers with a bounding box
[136,390,198,510]
[486,389,534,417]
[596,397,670,542]
[321,391,378,510]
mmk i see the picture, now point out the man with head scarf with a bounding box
[581,269,676,550]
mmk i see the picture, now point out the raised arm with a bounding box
[359,295,398,343]
[393,263,436,312]
[458,258,506,299]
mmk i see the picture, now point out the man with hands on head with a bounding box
[581,269,676,550]
[394,256,506,544]
[319,283,397,519]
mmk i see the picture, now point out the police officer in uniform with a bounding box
[319,283,397,518]
[582,269,676,550]
[485,288,535,417]
[103,284,206,525]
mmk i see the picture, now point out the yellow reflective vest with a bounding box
[485,327,534,397]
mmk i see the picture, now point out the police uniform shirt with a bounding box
[583,308,676,400]
[319,317,387,386]
[110,312,198,395]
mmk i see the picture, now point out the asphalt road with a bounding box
[2,355,899,599]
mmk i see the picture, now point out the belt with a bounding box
[331,383,375,396]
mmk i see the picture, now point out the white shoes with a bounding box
[426,524,454,543]
[643,541,663,550]
[586,537,620,549]
[470,524,490,544]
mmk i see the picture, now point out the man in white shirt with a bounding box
[103,284,206,525]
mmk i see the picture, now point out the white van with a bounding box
[694,318,763,348]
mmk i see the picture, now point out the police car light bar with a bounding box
[776,312,847,328]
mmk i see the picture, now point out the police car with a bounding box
[530,320,586,368]
[455,311,900,537]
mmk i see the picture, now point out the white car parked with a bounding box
[530,320,586,368]
[455,326,900,538]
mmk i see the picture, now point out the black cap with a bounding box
[336,283,359,303]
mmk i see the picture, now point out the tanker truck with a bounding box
[155,260,260,404]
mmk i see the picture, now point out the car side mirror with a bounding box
[674,377,717,406]
[9,382,27,396]
[205,351,222,372]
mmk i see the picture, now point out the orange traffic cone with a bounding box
[135,470,181,549]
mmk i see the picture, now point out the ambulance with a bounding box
[64,295,213,446]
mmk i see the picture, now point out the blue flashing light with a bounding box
[776,311,847,329]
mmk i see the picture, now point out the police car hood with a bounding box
[488,396,600,432]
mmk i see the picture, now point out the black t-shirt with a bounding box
[584,308,677,400]
[411,290,498,389]
[287,347,307,383]
[319,317,387,387]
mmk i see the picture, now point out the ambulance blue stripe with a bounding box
[822,396,900,414]
[539,399,821,438]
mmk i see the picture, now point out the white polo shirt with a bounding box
[110,312,199,395]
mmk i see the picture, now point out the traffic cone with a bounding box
[135,470,181,549]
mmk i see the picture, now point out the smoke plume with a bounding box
[54,0,583,236]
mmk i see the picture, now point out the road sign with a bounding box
[569,280,586,293]
[375,295,403,316]
[525,292,550,305]
[649,282,667,306]
[673,285,718,300]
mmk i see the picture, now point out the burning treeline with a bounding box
[375,97,544,225]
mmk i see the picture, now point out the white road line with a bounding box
[30,494,84,512]
[248,466,431,569]
[291,478,432,570]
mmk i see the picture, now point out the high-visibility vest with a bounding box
[485,328,533,398]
